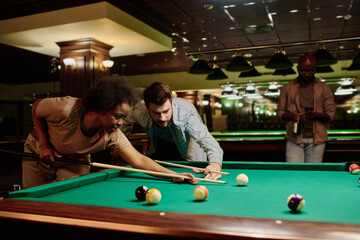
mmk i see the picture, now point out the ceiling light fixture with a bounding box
[225,47,253,72]
[219,83,236,98]
[347,62,360,71]
[223,5,236,8]
[264,82,280,97]
[238,67,262,77]
[334,78,357,95]
[188,52,213,74]
[314,35,337,66]
[243,82,263,99]
[265,40,293,69]
[272,68,296,75]
[316,66,334,73]
[206,56,228,80]
[353,45,360,64]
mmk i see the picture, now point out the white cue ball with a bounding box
[236,173,249,186]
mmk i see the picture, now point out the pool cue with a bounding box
[91,162,225,184]
[0,149,226,184]
[154,160,230,175]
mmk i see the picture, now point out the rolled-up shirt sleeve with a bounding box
[184,113,223,165]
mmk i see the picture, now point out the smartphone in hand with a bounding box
[305,107,314,112]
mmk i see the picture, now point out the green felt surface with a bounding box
[211,129,360,141]
[10,162,360,225]
[211,130,360,135]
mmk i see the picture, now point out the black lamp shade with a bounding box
[225,56,253,72]
[206,68,228,80]
[347,62,360,71]
[353,52,360,64]
[265,53,293,69]
[314,49,337,66]
[238,67,261,77]
[273,68,296,75]
[316,66,334,73]
[188,60,213,74]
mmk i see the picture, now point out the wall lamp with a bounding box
[63,57,76,70]
[100,59,114,71]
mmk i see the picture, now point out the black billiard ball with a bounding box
[135,186,148,201]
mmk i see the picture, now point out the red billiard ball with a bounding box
[349,164,360,175]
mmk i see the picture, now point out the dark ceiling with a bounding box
[0,0,359,84]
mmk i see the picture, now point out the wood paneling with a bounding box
[56,38,113,98]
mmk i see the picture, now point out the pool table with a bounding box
[210,129,360,138]
[1,162,360,239]
[210,129,360,162]
[128,130,360,162]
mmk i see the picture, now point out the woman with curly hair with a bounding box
[23,75,197,188]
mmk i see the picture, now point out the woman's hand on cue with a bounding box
[172,173,198,184]
[39,146,62,163]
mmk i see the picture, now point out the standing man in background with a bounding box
[276,53,336,163]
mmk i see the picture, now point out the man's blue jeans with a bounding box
[286,138,325,163]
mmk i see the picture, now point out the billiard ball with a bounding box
[194,186,209,201]
[135,186,148,201]
[349,164,360,175]
[287,194,305,212]
[146,188,161,204]
[236,173,249,186]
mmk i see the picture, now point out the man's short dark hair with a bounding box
[83,75,140,112]
[143,82,172,109]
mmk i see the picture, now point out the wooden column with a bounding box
[56,38,113,98]
[176,91,200,110]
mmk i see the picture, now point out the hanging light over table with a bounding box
[206,56,228,80]
[314,35,337,66]
[188,54,213,74]
[334,78,357,95]
[243,82,263,99]
[347,62,360,71]
[265,40,293,69]
[238,58,261,77]
[225,48,253,72]
[316,66,334,73]
[272,68,296,75]
[264,82,280,97]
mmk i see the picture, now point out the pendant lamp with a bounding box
[314,35,337,66]
[188,54,213,74]
[206,56,228,80]
[225,50,253,72]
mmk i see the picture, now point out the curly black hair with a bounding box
[83,75,140,112]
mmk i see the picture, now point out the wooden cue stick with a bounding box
[91,162,226,184]
[154,160,230,175]
[0,149,226,184]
